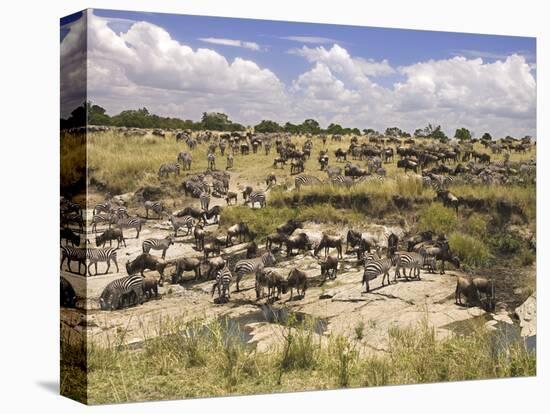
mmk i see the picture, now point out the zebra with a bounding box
[226,153,234,170]
[246,191,266,208]
[144,201,166,219]
[93,201,111,215]
[294,174,322,190]
[169,214,194,237]
[60,246,87,275]
[110,206,129,219]
[395,252,436,280]
[116,216,142,238]
[207,152,216,170]
[142,235,174,259]
[158,163,180,178]
[99,274,144,310]
[177,151,192,170]
[91,214,116,232]
[233,251,276,292]
[211,266,233,302]
[86,247,119,276]
[362,256,397,292]
[199,192,210,210]
[329,175,354,187]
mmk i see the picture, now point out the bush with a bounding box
[465,213,487,237]
[418,203,458,235]
[449,232,493,267]
[491,233,523,255]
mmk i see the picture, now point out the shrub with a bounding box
[465,213,487,237]
[449,232,493,267]
[418,203,458,235]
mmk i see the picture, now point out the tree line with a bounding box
[60,101,515,141]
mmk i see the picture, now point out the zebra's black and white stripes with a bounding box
[86,247,119,276]
[116,217,142,238]
[211,266,233,301]
[199,192,210,210]
[362,256,396,292]
[99,274,144,310]
[233,252,276,291]
[395,252,436,280]
[60,246,87,274]
[294,174,322,190]
[142,236,174,259]
[247,191,266,208]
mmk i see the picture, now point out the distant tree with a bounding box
[300,119,321,134]
[254,120,282,133]
[350,128,361,135]
[362,128,376,135]
[326,123,344,134]
[87,102,111,125]
[385,127,404,137]
[60,102,86,129]
[454,127,472,141]
[481,132,492,141]
[283,122,300,134]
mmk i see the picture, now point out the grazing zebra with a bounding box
[329,175,354,187]
[233,251,276,292]
[86,247,119,276]
[226,153,234,169]
[60,246,87,275]
[99,274,144,310]
[246,191,266,208]
[169,214,194,237]
[142,235,174,259]
[294,174,322,190]
[158,163,180,178]
[362,256,396,292]
[207,153,216,170]
[91,214,116,232]
[211,266,233,301]
[110,206,129,219]
[116,216,142,238]
[199,192,210,210]
[395,251,438,280]
[144,201,167,219]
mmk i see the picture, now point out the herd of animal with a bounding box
[60,128,532,311]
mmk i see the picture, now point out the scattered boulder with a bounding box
[514,293,536,337]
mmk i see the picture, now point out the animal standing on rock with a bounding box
[286,268,308,300]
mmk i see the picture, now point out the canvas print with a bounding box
[60,9,536,405]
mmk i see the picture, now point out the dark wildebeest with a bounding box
[126,253,168,285]
[286,268,308,300]
[314,234,343,259]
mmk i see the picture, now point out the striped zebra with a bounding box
[86,247,119,276]
[199,192,210,210]
[329,175,354,187]
[247,191,266,208]
[233,251,276,292]
[142,235,174,259]
[99,274,144,310]
[91,214,116,232]
[394,252,436,280]
[116,216,142,238]
[207,153,216,170]
[144,201,166,219]
[110,206,129,219]
[93,201,111,215]
[60,246,87,275]
[158,163,180,178]
[169,215,194,237]
[294,174,322,190]
[362,256,397,292]
[211,266,233,301]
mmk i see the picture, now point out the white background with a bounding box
[0,0,546,412]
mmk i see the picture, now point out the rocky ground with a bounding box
[61,212,535,354]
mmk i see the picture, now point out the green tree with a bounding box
[254,120,282,133]
[300,119,321,134]
[454,127,472,141]
[326,123,344,134]
[481,132,492,141]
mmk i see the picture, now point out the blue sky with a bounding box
[61,9,537,137]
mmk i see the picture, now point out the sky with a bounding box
[60,9,536,137]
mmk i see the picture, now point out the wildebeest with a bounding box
[226,222,252,246]
[142,276,159,299]
[314,234,343,259]
[205,256,226,280]
[418,243,460,274]
[436,189,459,215]
[286,268,308,300]
[266,232,288,251]
[61,227,80,246]
[126,253,168,284]
[276,219,303,235]
[255,267,287,300]
[320,255,338,281]
[172,257,202,282]
[96,228,126,248]
[284,232,312,257]
[60,277,77,308]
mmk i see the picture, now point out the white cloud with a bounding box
[198,37,261,51]
[281,35,340,44]
[76,11,536,137]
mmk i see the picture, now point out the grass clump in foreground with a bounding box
[70,315,535,404]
